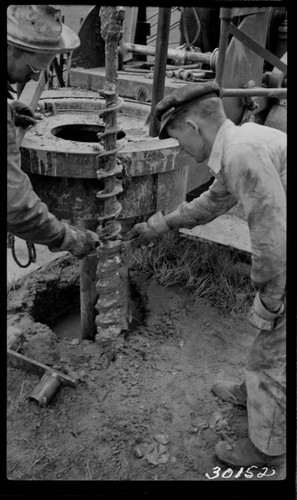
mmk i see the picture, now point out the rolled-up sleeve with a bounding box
[225,143,286,309]
[7,103,65,246]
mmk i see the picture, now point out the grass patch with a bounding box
[123,231,254,317]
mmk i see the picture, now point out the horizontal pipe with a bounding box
[221,87,287,99]
[121,42,211,64]
[123,67,151,73]
[166,63,203,70]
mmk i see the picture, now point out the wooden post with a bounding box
[15,71,47,146]
[121,7,139,62]
[149,8,171,137]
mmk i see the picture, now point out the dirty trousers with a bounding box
[244,310,286,456]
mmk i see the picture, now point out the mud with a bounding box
[7,256,286,481]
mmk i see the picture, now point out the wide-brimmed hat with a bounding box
[7,5,80,53]
[155,81,221,139]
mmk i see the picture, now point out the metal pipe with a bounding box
[166,63,202,70]
[123,67,151,73]
[215,8,232,87]
[79,219,98,340]
[124,63,202,74]
[149,8,171,137]
[29,372,61,406]
[121,42,212,65]
[221,87,287,99]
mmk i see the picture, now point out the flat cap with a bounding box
[155,81,220,139]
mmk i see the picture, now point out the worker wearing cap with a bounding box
[7,5,99,259]
[128,82,286,467]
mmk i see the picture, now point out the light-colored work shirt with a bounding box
[168,119,286,312]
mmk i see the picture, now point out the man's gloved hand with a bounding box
[10,101,36,129]
[125,210,170,248]
[49,224,100,259]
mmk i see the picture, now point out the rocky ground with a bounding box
[6,255,286,485]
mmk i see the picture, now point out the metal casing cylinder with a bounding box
[20,89,197,229]
[29,372,61,406]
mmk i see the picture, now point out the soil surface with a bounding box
[6,256,286,483]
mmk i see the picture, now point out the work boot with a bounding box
[211,380,247,407]
[215,437,285,467]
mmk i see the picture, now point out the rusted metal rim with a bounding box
[21,89,180,179]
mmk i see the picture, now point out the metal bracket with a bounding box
[228,23,287,74]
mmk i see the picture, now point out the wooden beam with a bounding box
[121,7,139,62]
[228,23,287,74]
[179,214,251,254]
[7,349,76,386]
[15,71,47,147]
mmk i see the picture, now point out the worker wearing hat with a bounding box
[128,81,286,468]
[7,5,99,258]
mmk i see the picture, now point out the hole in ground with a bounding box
[29,280,80,330]
[52,310,81,339]
[127,273,148,331]
[51,124,126,142]
[51,275,147,340]
[29,269,147,340]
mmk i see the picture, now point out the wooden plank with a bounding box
[228,23,287,74]
[69,66,185,102]
[7,349,76,386]
[179,214,251,254]
[15,71,47,146]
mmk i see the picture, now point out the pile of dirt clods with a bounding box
[7,256,286,482]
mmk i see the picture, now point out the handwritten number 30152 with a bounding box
[205,465,276,479]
